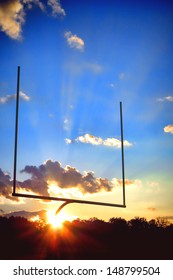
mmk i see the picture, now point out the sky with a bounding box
[0,0,173,222]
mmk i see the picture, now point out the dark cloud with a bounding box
[18,178,49,196]
[0,168,19,201]
[21,160,113,194]
[1,159,128,201]
[0,167,48,201]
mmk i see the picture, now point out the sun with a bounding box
[46,210,68,229]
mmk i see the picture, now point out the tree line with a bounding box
[0,216,173,259]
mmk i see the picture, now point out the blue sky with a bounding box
[0,0,173,221]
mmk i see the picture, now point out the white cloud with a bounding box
[19,91,30,101]
[164,125,173,135]
[77,134,103,146]
[111,178,141,188]
[157,96,173,102]
[0,95,13,104]
[65,133,132,148]
[0,91,30,104]
[64,31,85,51]
[47,0,65,16]
[0,0,25,40]
[64,138,73,144]
[103,138,132,148]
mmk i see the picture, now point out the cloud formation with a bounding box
[23,0,45,11]
[0,167,48,201]
[21,160,112,194]
[0,0,25,39]
[157,96,173,102]
[164,125,173,135]
[0,91,30,104]
[64,31,85,51]
[0,0,65,39]
[48,0,65,16]
[0,168,18,201]
[0,159,137,202]
[65,134,132,148]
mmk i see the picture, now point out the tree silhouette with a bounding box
[0,215,173,260]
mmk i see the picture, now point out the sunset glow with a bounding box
[46,210,73,229]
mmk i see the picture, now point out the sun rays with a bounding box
[46,209,77,229]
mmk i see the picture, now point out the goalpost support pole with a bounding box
[13,66,20,195]
[120,101,126,206]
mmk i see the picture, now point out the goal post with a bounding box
[12,66,126,209]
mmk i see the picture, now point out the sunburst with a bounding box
[46,210,69,229]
